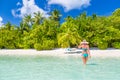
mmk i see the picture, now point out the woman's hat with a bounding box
[81,39,89,44]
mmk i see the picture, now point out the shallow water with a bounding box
[0,55,120,80]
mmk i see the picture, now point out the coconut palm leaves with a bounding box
[33,11,44,25]
[58,16,81,48]
[58,29,81,48]
[50,9,61,21]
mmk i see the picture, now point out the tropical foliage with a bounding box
[0,9,120,50]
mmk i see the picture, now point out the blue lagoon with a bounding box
[0,55,120,80]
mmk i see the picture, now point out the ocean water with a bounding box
[0,55,120,80]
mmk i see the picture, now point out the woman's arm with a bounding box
[87,45,91,57]
[78,44,82,49]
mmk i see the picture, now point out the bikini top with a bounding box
[82,48,88,51]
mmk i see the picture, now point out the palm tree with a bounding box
[58,29,81,48]
[23,14,33,27]
[80,11,87,19]
[20,14,33,32]
[112,8,120,16]
[5,21,12,30]
[92,13,97,20]
[33,11,44,25]
[50,9,61,21]
[57,18,81,48]
[64,16,73,22]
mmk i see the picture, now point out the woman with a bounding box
[78,39,91,65]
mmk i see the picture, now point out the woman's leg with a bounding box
[82,57,88,65]
[85,57,88,64]
[82,57,86,65]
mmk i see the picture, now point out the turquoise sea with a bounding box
[0,55,120,80]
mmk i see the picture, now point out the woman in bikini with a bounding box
[78,39,91,65]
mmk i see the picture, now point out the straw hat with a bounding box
[80,39,89,45]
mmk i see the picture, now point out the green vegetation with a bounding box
[0,9,120,50]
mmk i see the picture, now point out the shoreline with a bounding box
[0,48,120,58]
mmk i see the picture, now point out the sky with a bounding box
[0,0,120,26]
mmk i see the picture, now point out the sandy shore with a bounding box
[0,48,120,58]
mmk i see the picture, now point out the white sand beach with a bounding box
[0,48,120,58]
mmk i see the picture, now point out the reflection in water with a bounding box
[87,63,98,65]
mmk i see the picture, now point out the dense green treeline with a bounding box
[0,9,120,50]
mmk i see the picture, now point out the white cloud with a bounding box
[48,0,91,11]
[12,0,49,18]
[0,16,4,26]
[16,2,22,6]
